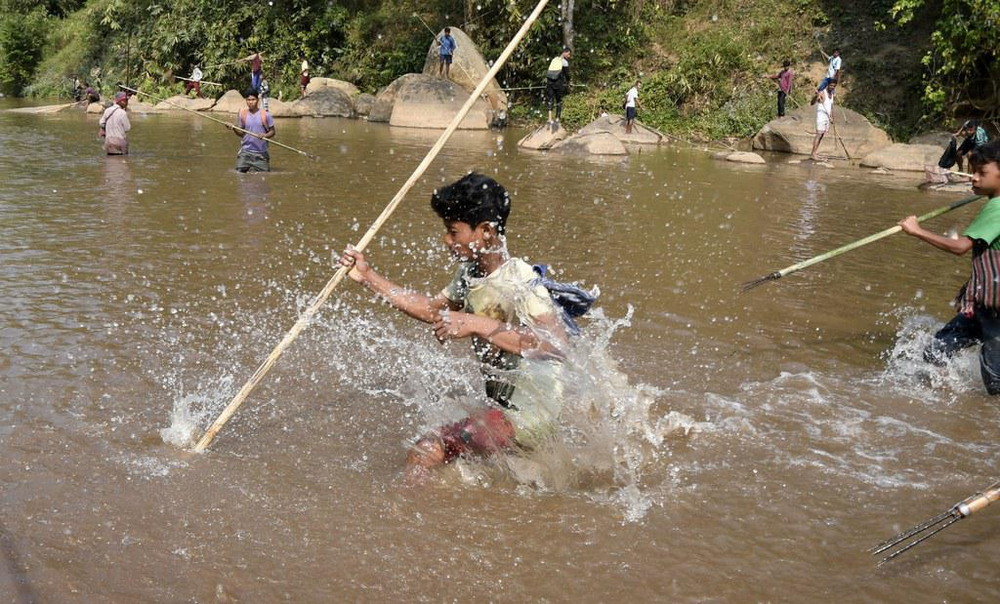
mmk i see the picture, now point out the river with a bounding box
[1,101,998,602]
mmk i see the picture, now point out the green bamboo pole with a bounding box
[742,194,983,291]
[193,0,552,453]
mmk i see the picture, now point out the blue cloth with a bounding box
[439,34,456,57]
[531,264,598,335]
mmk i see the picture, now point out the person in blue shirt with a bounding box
[437,27,457,79]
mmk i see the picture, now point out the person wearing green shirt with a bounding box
[899,140,1000,393]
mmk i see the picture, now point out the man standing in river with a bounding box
[98,91,130,155]
[226,88,275,172]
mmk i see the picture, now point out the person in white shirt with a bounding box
[810,79,837,161]
[624,80,641,134]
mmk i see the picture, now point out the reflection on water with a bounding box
[2,105,1000,601]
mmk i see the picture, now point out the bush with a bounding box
[0,9,51,95]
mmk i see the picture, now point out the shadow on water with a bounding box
[0,519,37,604]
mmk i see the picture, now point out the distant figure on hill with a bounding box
[811,48,841,104]
[809,79,836,161]
[242,52,263,92]
[623,80,641,134]
[763,59,793,117]
[436,27,457,79]
[545,46,571,129]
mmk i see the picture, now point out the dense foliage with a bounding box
[882,0,999,122]
[1,0,996,139]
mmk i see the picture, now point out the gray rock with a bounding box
[292,86,353,118]
[859,143,943,172]
[753,105,892,158]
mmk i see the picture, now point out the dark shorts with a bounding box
[440,54,453,65]
[626,106,637,120]
[300,74,310,87]
[236,150,270,173]
[436,408,515,463]
[958,136,977,156]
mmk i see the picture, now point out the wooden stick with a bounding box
[176,75,223,86]
[193,0,552,453]
[119,85,318,160]
[741,194,983,291]
[871,480,1000,564]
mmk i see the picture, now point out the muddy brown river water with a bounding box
[1,101,998,602]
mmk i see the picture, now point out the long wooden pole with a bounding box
[870,480,1000,564]
[119,85,319,160]
[193,0,551,453]
[741,194,983,291]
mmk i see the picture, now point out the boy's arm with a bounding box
[433,309,568,359]
[340,247,454,323]
[898,216,974,255]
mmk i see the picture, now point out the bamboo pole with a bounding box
[176,75,223,87]
[870,480,1000,564]
[741,194,983,291]
[193,0,552,453]
[119,85,318,160]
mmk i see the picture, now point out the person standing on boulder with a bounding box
[763,59,793,117]
[809,78,836,161]
[545,46,571,129]
[436,27,457,79]
[624,80,640,134]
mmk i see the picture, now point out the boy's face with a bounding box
[442,219,489,261]
[972,161,1000,198]
[245,95,259,110]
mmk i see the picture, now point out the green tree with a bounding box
[0,8,50,95]
[885,0,1000,118]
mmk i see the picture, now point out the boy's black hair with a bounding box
[963,119,980,130]
[969,140,1000,170]
[244,88,259,98]
[430,173,511,235]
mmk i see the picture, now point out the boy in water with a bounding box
[899,140,1000,393]
[339,173,571,477]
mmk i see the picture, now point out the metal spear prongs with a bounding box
[870,481,1000,565]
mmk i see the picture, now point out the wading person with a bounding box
[227,89,274,173]
[545,46,571,129]
[898,140,1000,394]
[98,91,131,155]
[809,79,836,161]
[339,173,586,480]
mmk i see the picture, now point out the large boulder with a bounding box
[518,124,569,150]
[354,93,376,117]
[859,143,944,172]
[577,114,664,145]
[383,74,492,129]
[210,90,247,114]
[420,26,508,121]
[265,98,302,117]
[156,95,215,112]
[552,131,628,155]
[753,105,892,158]
[305,77,360,98]
[290,86,353,117]
[369,74,423,123]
